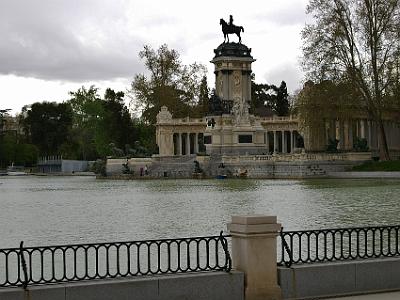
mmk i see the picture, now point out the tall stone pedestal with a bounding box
[228,215,282,300]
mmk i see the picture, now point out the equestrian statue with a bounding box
[220,15,244,43]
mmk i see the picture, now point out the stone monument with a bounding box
[205,17,265,155]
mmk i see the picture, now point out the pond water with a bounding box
[0,176,399,248]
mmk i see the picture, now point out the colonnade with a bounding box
[265,130,300,154]
[173,132,204,156]
[325,119,400,151]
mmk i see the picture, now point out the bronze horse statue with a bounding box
[220,18,244,43]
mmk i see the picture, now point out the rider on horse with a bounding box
[220,15,244,43]
[229,15,234,27]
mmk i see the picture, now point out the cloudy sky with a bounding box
[1,0,309,115]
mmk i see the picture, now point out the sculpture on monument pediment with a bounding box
[242,101,250,121]
[233,70,241,96]
[232,100,241,125]
[220,15,244,43]
[232,98,250,125]
[218,75,224,98]
[156,106,172,123]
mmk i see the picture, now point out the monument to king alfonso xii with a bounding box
[108,16,400,178]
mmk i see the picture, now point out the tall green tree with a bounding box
[130,44,207,124]
[302,0,400,160]
[67,86,141,159]
[272,81,290,116]
[251,78,290,116]
[101,88,135,154]
[196,76,210,116]
[22,102,73,156]
[67,86,104,159]
[295,80,362,150]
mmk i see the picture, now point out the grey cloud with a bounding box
[0,0,145,81]
[262,63,303,93]
[253,2,307,26]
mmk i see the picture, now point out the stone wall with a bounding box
[106,153,371,179]
[106,158,153,176]
[278,258,400,299]
[0,272,244,300]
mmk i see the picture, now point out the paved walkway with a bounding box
[329,291,400,299]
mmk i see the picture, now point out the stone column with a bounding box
[368,120,372,148]
[336,120,341,150]
[348,120,353,150]
[273,131,278,153]
[194,133,199,154]
[281,131,286,153]
[325,120,330,146]
[360,119,366,139]
[290,131,295,153]
[186,133,191,155]
[376,122,380,149]
[228,215,282,300]
[266,132,269,154]
[166,132,174,156]
[178,133,182,156]
[343,120,349,150]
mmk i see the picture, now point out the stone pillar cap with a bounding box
[231,215,277,225]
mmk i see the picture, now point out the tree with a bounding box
[22,102,73,155]
[130,44,207,124]
[0,109,11,167]
[67,86,140,159]
[196,76,210,116]
[302,0,400,160]
[68,86,104,160]
[295,80,362,151]
[250,77,290,116]
[251,81,272,113]
[101,88,135,155]
[272,81,290,116]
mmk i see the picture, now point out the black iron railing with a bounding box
[0,232,231,288]
[278,225,400,267]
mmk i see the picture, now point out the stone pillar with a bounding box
[348,121,353,150]
[281,131,286,154]
[228,215,282,300]
[290,131,295,153]
[336,120,341,150]
[266,132,269,153]
[273,131,278,153]
[360,119,366,139]
[194,133,199,154]
[178,133,182,156]
[343,120,349,150]
[368,120,372,148]
[185,133,190,155]
[325,120,330,146]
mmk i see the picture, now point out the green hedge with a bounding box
[353,160,400,171]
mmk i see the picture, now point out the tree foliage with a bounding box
[302,0,400,159]
[67,86,103,159]
[67,86,140,159]
[130,44,207,124]
[22,102,73,155]
[296,80,362,126]
[295,80,363,151]
[251,79,290,116]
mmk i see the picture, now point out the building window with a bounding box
[239,135,252,143]
[204,135,212,144]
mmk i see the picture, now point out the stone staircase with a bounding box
[149,155,197,178]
